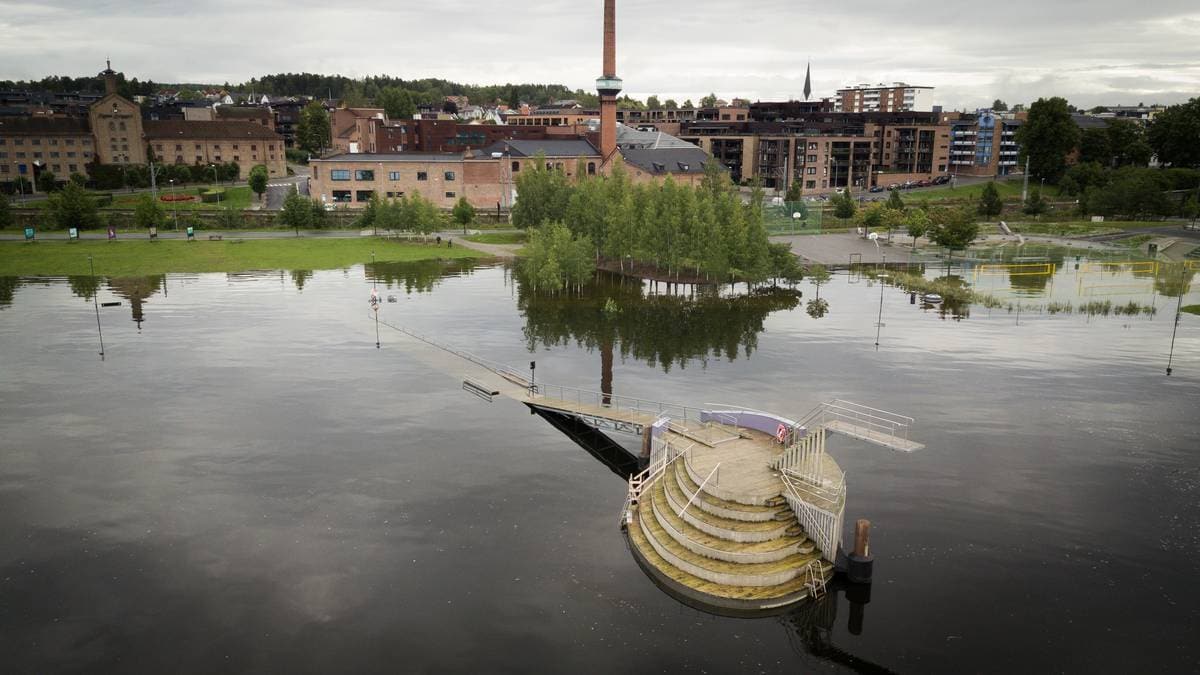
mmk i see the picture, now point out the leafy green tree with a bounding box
[46,181,100,230]
[69,172,87,187]
[1015,97,1080,183]
[248,165,269,202]
[832,190,856,223]
[785,180,804,202]
[978,181,1003,216]
[808,264,831,300]
[699,93,719,108]
[1181,196,1199,224]
[663,99,679,110]
[682,99,694,109]
[904,208,931,247]
[1147,97,1200,168]
[379,86,416,120]
[133,193,165,229]
[0,191,11,229]
[1106,119,1152,167]
[213,205,244,229]
[309,198,328,228]
[452,196,476,233]
[928,207,979,252]
[512,152,570,229]
[36,170,58,193]
[341,82,368,107]
[992,99,1008,112]
[279,188,313,234]
[860,202,884,230]
[885,189,904,211]
[1084,167,1173,219]
[645,95,661,109]
[1023,186,1048,216]
[1078,128,1112,166]
[296,101,331,154]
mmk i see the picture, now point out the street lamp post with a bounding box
[168,178,179,230]
[875,273,889,348]
[209,164,220,207]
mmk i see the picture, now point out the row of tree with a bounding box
[830,189,981,249]
[1017,96,1200,183]
[513,158,787,291]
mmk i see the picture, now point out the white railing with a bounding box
[375,316,530,386]
[533,382,712,427]
[803,559,828,597]
[620,436,693,528]
[780,472,844,564]
[678,463,720,517]
[796,399,914,444]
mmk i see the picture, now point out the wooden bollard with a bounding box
[854,519,871,558]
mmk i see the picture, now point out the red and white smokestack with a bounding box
[596,0,622,160]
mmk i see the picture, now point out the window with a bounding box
[587,162,596,175]
[118,121,126,131]
[0,166,7,173]
[233,156,240,162]
[807,155,817,162]
[511,161,520,172]
[806,180,816,189]
[195,144,201,150]
[49,139,58,146]
[175,155,183,164]
[330,169,351,181]
[53,164,61,172]
[332,190,352,203]
[388,171,401,180]
[195,156,202,163]
[83,139,91,146]
[214,156,221,162]
[233,144,239,150]
[445,191,456,198]
[16,152,25,158]
[355,190,375,202]
[312,167,319,179]
[444,171,455,181]
[417,171,427,181]
[67,152,75,158]
[251,145,257,151]
[175,144,182,151]
[32,139,40,145]
[69,164,78,172]
[0,152,5,158]
[386,191,405,198]
[807,142,817,151]
[355,169,374,180]
[50,152,59,158]
[108,122,115,131]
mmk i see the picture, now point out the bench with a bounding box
[208,234,223,241]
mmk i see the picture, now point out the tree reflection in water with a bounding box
[365,259,479,296]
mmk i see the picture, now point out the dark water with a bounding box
[1,259,1198,673]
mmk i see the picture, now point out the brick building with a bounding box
[835,83,934,113]
[0,117,95,183]
[145,120,286,179]
[941,110,1024,177]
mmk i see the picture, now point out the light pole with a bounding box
[168,178,179,230]
[209,164,220,207]
[875,273,889,348]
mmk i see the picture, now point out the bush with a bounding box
[200,188,226,204]
[285,148,308,165]
[89,193,114,207]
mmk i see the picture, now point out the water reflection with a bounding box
[107,276,165,329]
[366,259,478,295]
[290,270,313,291]
[0,276,20,308]
[518,274,802,373]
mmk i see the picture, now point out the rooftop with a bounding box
[477,138,600,158]
[0,116,91,135]
[311,152,463,163]
[620,146,711,175]
[143,120,281,140]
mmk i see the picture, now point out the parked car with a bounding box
[933,175,952,185]
[917,179,932,187]
[887,183,900,191]
[869,185,885,193]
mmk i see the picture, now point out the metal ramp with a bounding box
[797,399,924,453]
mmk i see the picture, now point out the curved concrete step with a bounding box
[683,451,781,506]
[649,480,813,564]
[672,459,781,523]
[636,500,822,588]
[626,507,831,606]
[661,469,791,543]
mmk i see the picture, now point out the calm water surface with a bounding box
[0,259,1198,673]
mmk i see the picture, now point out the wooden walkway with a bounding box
[823,419,925,452]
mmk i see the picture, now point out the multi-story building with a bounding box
[0,117,95,182]
[680,111,950,193]
[145,121,286,178]
[835,83,934,113]
[941,110,1024,177]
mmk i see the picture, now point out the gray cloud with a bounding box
[0,0,1196,109]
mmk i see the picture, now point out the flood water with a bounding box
[1,257,1198,673]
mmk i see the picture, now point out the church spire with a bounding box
[803,62,812,101]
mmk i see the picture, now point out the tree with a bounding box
[512,152,570,229]
[379,86,416,120]
[832,190,856,223]
[46,181,100,230]
[341,82,367,107]
[885,189,904,211]
[213,205,244,229]
[1079,128,1113,166]
[663,99,679,110]
[1106,119,1152,167]
[928,207,979,252]
[785,180,804,202]
[36,170,58,193]
[452,196,476,233]
[296,101,331,154]
[0,191,11,230]
[248,165,269,202]
[699,93,719,108]
[992,99,1008,112]
[133,193,166,229]
[1182,196,1199,225]
[1148,97,1200,168]
[1023,186,1048,217]
[904,208,931,247]
[1015,97,1079,183]
[808,264,831,300]
[1084,167,1173,219]
[69,172,87,187]
[682,99,694,109]
[645,95,661,109]
[978,181,1003,217]
[279,188,313,234]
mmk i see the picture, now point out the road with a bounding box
[264,173,309,210]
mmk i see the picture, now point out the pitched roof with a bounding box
[311,152,463,163]
[0,116,91,135]
[616,123,699,150]
[477,138,600,157]
[620,146,711,175]
[143,120,281,141]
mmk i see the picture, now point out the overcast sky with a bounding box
[1,0,1197,110]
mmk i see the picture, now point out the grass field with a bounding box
[1008,220,1170,237]
[917,179,1062,203]
[0,237,480,276]
[1183,305,1200,316]
[466,231,526,244]
[110,186,256,210]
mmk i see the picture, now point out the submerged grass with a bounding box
[0,237,480,276]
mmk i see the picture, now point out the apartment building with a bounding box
[835,83,934,113]
[145,120,286,179]
[0,117,95,182]
[941,110,1023,177]
[680,112,950,193]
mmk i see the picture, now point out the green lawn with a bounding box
[466,231,526,244]
[1183,305,1200,316]
[0,237,479,276]
[110,185,256,210]
[917,178,1061,203]
[1009,220,1170,237]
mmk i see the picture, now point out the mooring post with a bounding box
[640,425,652,459]
[847,518,874,585]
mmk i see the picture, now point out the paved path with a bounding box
[773,232,930,265]
[436,231,519,259]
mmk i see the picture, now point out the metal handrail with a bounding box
[678,463,720,518]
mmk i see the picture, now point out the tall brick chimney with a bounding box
[595,0,622,160]
[100,59,118,96]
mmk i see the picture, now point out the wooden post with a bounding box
[853,519,870,558]
[641,425,652,459]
